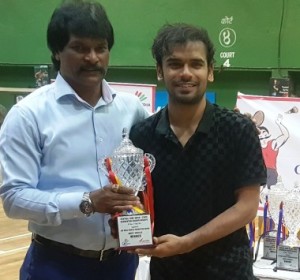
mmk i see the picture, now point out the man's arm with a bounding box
[181,184,259,253]
[0,106,86,225]
[135,184,259,258]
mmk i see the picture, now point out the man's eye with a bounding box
[96,46,108,53]
[192,63,203,69]
[72,46,84,52]
[169,63,181,68]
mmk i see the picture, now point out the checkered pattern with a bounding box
[130,102,266,279]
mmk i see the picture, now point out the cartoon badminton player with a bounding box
[253,111,289,189]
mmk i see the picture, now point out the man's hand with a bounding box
[131,234,191,258]
[90,184,141,214]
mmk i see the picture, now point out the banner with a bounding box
[236,93,300,214]
[109,82,156,113]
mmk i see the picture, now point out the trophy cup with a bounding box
[282,185,300,247]
[263,178,287,259]
[100,128,156,249]
[277,183,300,271]
[268,180,286,238]
[259,186,273,259]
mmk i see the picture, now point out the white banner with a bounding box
[236,93,300,214]
[109,82,156,113]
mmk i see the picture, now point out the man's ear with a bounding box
[156,65,163,81]
[208,65,214,82]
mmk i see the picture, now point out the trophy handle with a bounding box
[98,157,110,176]
[144,153,156,172]
[141,153,156,189]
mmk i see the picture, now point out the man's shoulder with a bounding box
[130,110,161,137]
[135,110,161,126]
[113,91,147,110]
[213,104,253,127]
[14,85,54,111]
[113,91,140,103]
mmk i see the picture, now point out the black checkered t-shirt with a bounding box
[130,102,266,280]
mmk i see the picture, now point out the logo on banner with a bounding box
[253,110,290,188]
[135,91,147,103]
[109,82,156,113]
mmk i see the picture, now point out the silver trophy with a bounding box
[100,128,156,248]
[276,183,300,272]
[100,128,155,193]
[282,183,300,247]
[268,177,287,237]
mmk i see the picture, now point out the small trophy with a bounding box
[277,183,300,272]
[100,128,155,249]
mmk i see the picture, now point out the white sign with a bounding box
[117,214,153,249]
[236,92,300,214]
[109,82,156,113]
[236,92,300,187]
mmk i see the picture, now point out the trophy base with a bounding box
[117,213,154,250]
[262,234,277,260]
[276,244,300,272]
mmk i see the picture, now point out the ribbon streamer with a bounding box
[263,195,269,236]
[144,157,155,233]
[277,201,284,245]
[249,220,255,255]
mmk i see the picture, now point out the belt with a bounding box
[32,234,122,261]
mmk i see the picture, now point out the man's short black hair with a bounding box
[47,0,114,71]
[152,23,215,67]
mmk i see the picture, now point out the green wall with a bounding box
[1,0,300,69]
[1,0,300,111]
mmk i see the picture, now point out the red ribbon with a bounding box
[249,220,255,252]
[144,157,155,233]
[263,195,269,235]
[276,201,284,246]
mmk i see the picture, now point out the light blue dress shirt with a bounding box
[0,73,149,250]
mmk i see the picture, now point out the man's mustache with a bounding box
[80,66,106,76]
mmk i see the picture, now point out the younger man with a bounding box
[130,23,266,279]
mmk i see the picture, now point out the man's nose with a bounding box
[85,49,99,63]
[180,65,192,79]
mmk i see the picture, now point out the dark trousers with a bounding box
[20,241,139,280]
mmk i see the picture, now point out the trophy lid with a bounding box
[113,128,143,156]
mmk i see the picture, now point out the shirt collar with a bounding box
[156,101,214,136]
[54,73,115,106]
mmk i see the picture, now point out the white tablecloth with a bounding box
[136,256,150,280]
[135,252,300,280]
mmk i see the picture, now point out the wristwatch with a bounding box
[79,192,94,216]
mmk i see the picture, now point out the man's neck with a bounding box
[75,84,102,107]
[168,98,206,147]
